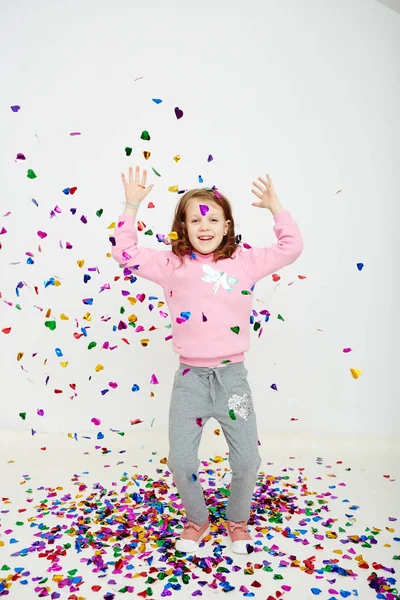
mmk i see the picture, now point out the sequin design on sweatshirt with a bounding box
[201,264,239,294]
[228,393,253,420]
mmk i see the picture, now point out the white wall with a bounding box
[0,0,399,437]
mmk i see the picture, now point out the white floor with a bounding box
[0,429,399,600]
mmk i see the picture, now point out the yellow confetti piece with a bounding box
[60,361,68,368]
[211,455,224,463]
[214,428,221,436]
[333,549,343,555]
[95,364,104,372]
[17,352,24,361]
[128,314,138,323]
[127,297,137,305]
[140,338,150,347]
[168,185,179,193]
[173,155,181,162]
[83,313,92,321]
[77,260,85,268]
[54,280,61,287]
[350,368,362,379]
[46,308,51,318]
[168,231,178,240]
[157,301,164,307]
[59,313,69,320]
[106,252,112,258]
[107,221,116,229]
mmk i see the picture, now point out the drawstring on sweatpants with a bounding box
[208,367,229,405]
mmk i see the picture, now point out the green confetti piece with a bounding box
[229,409,236,420]
[277,314,284,321]
[1,565,11,571]
[182,574,190,584]
[151,167,161,177]
[220,488,230,496]
[157,572,167,580]
[16,522,24,526]
[241,290,251,295]
[19,412,26,420]
[88,341,97,350]
[67,569,78,577]
[141,131,150,141]
[144,229,154,236]
[16,304,22,310]
[230,326,240,334]
[96,208,103,217]
[27,169,37,179]
[125,147,133,156]
[45,320,56,331]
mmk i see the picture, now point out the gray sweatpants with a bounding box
[167,361,262,525]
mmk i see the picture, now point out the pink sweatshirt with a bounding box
[111,211,303,367]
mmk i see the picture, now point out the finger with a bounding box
[135,165,140,184]
[258,176,269,187]
[121,173,127,186]
[252,181,263,192]
[141,169,147,187]
[128,167,133,184]
[252,189,262,199]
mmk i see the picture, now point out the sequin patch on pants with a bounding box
[228,393,253,420]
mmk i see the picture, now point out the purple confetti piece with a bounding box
[80,215,87,224]
[199,204,209,216]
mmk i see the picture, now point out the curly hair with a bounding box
[170,187,238,268]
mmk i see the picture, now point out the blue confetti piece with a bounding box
[356,262,364,271]
[311,589,322,596]
[27,257,34,265]
[152,98,162,104]
[101,389,109,396]
[97,432,104,439]
[82,297,93,305]
[55,348,63,357]
[31,198,39,207]
[131,384,140,392]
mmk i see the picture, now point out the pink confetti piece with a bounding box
[91,417,101,426]
[37,230,47,239]
[150,374,159,385]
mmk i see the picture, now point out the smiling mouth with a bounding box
[198,236,214,241]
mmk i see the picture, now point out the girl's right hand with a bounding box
[121,166,154,206]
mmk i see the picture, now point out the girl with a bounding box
[111,166,303,554]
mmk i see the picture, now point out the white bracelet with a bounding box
[122,201,141,209]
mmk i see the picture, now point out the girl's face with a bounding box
[183,199,230,255]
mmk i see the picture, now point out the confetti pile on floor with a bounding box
[1,450,399,599]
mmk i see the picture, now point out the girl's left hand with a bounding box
[251,174,280,209]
